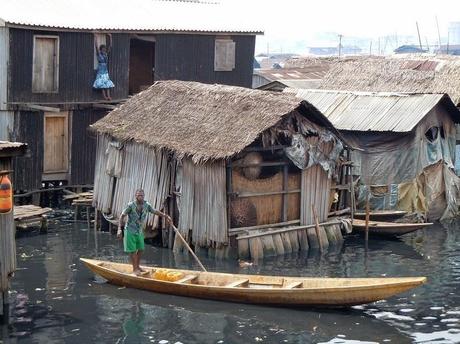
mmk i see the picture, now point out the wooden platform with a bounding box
[14,205,52,231]
[64,190,95,228]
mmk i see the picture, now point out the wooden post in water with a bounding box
[312,205,323,250]
[365,191,370,243]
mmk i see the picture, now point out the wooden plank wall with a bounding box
[177,158,228,247]
[93,135,172,228]
[0,111,14,141]
[0,27,8,111]
[300,164,332,224]
[12,111,44,191]
[111,142,171,227]
[155,34,255,88]
[0,158,15,292]
[70,108,108,185]
[92,134,113,213]
[8,29,130,104]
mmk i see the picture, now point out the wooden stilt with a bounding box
[86,206,91,229]
[312,206,323,250]
[365,192,370,243]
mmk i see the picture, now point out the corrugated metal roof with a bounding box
[286,89,453,132]
[0,0,263,33]
[0,141,27,150]
[254,67,329,81]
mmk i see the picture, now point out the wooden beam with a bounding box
[92,103,116,110]
[236,221,342,240]
[231,161,289,168]
[231,189,300,198]
[22,104,61,112]
[229,219,300,235]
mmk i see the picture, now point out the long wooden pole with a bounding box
[170,223,207,272]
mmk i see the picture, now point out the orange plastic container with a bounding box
[0,175,13,213]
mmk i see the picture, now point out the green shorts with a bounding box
[123,230,145,253]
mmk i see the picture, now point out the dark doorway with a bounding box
[129,38,155,95]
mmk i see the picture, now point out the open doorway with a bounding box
[129,36,155,95]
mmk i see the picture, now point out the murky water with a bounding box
[2,217,460,343]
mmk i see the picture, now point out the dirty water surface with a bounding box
[2,219,460,343]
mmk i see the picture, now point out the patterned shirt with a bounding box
[122,201,156,234]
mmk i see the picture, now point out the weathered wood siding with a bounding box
[70,108,107,185]
[8,28,130,103]
[12,111,44,191]
[155,34,255,88]
[0,111,14,141]
[177,158,228,246]
[0,159,15,292]
[300,164,331,224]
[0,27,8,110]
[93,135,171,228]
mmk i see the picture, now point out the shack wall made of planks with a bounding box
[93,135,172,230]
[154,34,256,88]
[0,111,14,140]
[93,134,113,213]
[177,158,228,247]
[12,110,44,191]
[8,28,130,104]
[0,27,9,110]
[70,108,108,185]
[300,164,332,225]
[0,158,16,292]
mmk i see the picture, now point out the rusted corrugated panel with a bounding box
[289,89,447,132]
[0,0,262,34]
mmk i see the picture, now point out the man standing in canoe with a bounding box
[117,189,172,275]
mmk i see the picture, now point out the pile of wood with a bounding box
[63,190,93,206]
[14,205,52,231]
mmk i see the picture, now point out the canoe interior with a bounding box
[352,219,433,236]
[354,210,407,220]
[83,259,425,290]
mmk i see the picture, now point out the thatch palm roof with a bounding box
[320,55,460,105]
[91,80,339,162]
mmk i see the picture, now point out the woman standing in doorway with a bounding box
[93,35,115,100]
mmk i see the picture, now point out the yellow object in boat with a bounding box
[166,271,184,282]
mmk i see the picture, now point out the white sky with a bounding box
[222,0,460,54]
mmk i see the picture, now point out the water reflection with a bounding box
[5,221,460,343]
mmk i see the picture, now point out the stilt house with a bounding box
[0,141,27,319]
[91,80,348,259]
[0,0,261,196]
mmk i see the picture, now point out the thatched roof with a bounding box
[320,55,460,105]
[91,80,340,162]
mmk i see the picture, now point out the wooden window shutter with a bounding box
[214,39,236,72]
[32,36,59,93]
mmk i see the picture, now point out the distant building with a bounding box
[434,45,460,56]
[307,46,362,56]
[252,66,330,89]
[394,45,428,54]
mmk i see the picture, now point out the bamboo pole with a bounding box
[170,223,207,272]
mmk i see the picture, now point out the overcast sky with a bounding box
[223,0,460,54]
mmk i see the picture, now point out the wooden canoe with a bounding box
[352,219,433,237]
[354,210,407,221]
[80,258,426,308]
